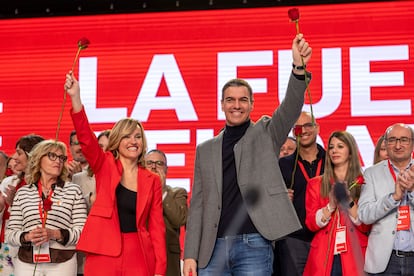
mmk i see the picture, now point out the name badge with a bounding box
[334,226,347,254]
[397,205,410,231]
[33,242,51,263]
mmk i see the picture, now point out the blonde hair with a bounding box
[321,131,362,199]
[25,140,69,184]
[373,135,386,165]
[107,118,147,167]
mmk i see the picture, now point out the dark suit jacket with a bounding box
[184,73,306,268]
[163,185,188,276]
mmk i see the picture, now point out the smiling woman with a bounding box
[5,139,87,276]
[65,71,166,276]
[0,134,44,275]
[304,131,370,276]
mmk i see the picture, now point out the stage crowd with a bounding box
[0,33,413,276]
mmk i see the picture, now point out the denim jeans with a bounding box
[368,252,414,276]
[331,255,343,276]
[198,233,273,276]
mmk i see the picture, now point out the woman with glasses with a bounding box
[303,131,370,276]
[5,139,87,276]
[64,71,166,276]
[0,134,44,275]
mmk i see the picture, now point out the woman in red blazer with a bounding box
[65,72,166,276]
[304,131,370,276]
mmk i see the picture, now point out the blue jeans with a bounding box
[198,233,273,276]
[368,251,414,276]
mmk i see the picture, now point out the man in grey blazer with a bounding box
[183,33,312,276]
[359,123,414,275]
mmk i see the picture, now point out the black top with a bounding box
[279,144,326,242]
[116,183,137,233]
[217,119,258,238]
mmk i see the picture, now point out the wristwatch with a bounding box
[292,63,306,71]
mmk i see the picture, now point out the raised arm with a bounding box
[64,71,105,173]
[292,33,312,76]
[65,71,82,113]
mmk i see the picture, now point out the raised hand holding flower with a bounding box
[288,8,314,124]
[56,37,90,141]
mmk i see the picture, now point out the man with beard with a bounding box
[273,111,326,276]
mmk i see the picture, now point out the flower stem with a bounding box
[55,92,66,141]
[290,136,300,189]
[71,47,82,73]
[301,56,315,124]
[295,20,315,125]
[56,47,82,141]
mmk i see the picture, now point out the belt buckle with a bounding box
[395,250,404,257]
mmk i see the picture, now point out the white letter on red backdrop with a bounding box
[350,45,409,116]
[278,48,342,119]
[217,51,273,120]
[79,57,128,123]
[130,54,197,122]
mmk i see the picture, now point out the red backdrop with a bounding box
[0,1,413,190]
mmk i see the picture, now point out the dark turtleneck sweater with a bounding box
[217,119,258,238]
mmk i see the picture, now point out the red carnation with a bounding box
[355,175,364,185]
[78,37,90,50]
[72,37,90,71]
[288,8,300,21]
[43,198,53,212]
[349,175,365,190]
[293,125,303,137]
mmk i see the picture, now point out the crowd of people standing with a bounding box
[0,31,412,276]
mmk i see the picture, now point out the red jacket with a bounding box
[72,107,166,276]
[304,176,369,276]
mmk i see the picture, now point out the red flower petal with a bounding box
[355,175,365,185]
[288,8,300,21]
[43,198,53,212]
[78,37,90,50]
[293,125,303,137]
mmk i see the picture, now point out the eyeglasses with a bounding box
[47,152,68,163]
[293,123,316,131]
[70,141,80,146]
[146,160,165,167]
[386,137,412,145]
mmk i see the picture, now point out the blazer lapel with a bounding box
[213,133,224,200]
[136,168,150,226]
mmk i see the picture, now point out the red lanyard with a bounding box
[37,181,53,226]
[388,160,398,183]
[297,159,322,182]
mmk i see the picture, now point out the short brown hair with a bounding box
[221,78,254,103]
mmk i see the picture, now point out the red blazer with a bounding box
[72,107,166,276]
[304,176,369,276]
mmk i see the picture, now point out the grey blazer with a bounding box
[184,73,305,268]
[358,160,414,274]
